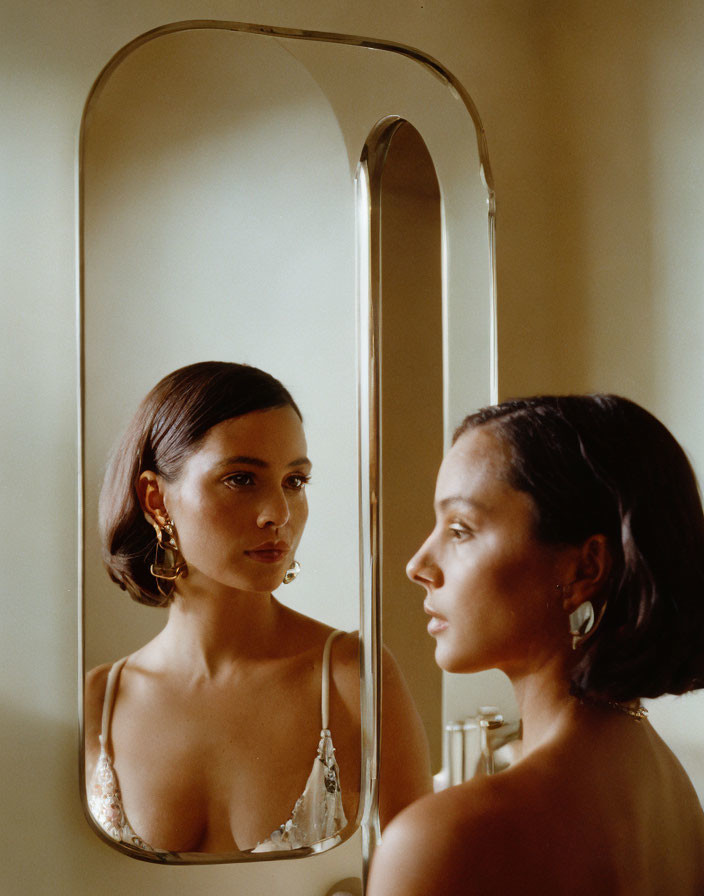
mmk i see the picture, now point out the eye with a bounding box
[223,471,255,488]
[285,473,311,491]
[448,522,472,540]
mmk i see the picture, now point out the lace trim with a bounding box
[251,728,347,852]
[88,729,347,854]
[87,738,164,854]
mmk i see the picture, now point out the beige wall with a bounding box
[2,1,703,893]
[498,1,704,800]
[443,0,704,799]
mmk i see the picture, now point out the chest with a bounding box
[107,668,358,852]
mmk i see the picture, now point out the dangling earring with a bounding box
[150,516,187,599]
[283,560,301,585]
[568,601,596,650]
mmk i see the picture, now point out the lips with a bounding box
[424,600,449,635]
[245,540,291,564]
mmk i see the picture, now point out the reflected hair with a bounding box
[99,361,301,607]
[454,394,704,701]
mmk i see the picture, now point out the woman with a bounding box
[368,395,704,895]
[85,361,431,856]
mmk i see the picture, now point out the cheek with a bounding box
[485,528,547,582]
[292,496,308,531]
[485,551,530,594]
[169,490,238,551]
[482,544,560,636]
[447,540,540,618]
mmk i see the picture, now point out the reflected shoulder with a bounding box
[380,643,408,686]
[378,643,433,826]
[85,662,111,708]
[328,630,361,700]
[84,663,113,774]
[330,629,360,664]
[275,603,355,651]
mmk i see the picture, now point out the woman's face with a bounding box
[154,405,310,596]
[406,425,569,675]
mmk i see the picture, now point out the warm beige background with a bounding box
[2,1,703,893]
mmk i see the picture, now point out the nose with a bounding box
[256,486,290,529]
[406,536,443,589]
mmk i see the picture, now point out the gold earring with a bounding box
[150,517,187,598]
[283,560,300,585]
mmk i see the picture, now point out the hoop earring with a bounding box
[150,517,187,599]
[283,560,300,585]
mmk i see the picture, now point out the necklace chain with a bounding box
[580,696,648,721]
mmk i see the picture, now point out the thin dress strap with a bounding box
[89,656,165,854]
[99,656,129,751]
[320,629,343,731]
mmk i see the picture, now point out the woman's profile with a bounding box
[84,361,431,855]
[368,394,704,895]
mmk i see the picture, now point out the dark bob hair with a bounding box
[454,394,704,702]
[99,361,301,607]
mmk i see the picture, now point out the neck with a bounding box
[506,653,647,756]
[506,655,578,754]
[156,575,284,678]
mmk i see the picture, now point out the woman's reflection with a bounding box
[84,361,431,855]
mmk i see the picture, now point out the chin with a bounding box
[434,641,490,675]
[247,574,285,593]
[433,641,461,673]
[221,570,284,594]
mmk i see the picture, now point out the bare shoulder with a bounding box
[380,643,412,692]
[84,663,111,724]
[327,634,432,824]
[330,628,361,665]
[84,662,113,776]
[276,602,355,657]
[378,644,433,825]
[327,630,360,704]
[325,634,427,719]
[368,773,530,896]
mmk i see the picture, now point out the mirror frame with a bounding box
[77,19,497,878]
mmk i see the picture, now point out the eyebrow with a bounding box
[436,495,489,513]
[216,455,312,469]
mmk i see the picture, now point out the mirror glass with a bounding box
[80,22,494,861]
[378,122,444,771]
[82,27,359,685]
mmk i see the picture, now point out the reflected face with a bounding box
[159,405,310,595]
[406,426,567,675]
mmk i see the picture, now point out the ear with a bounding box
[559,534,613,613]
[136,471,169,528]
